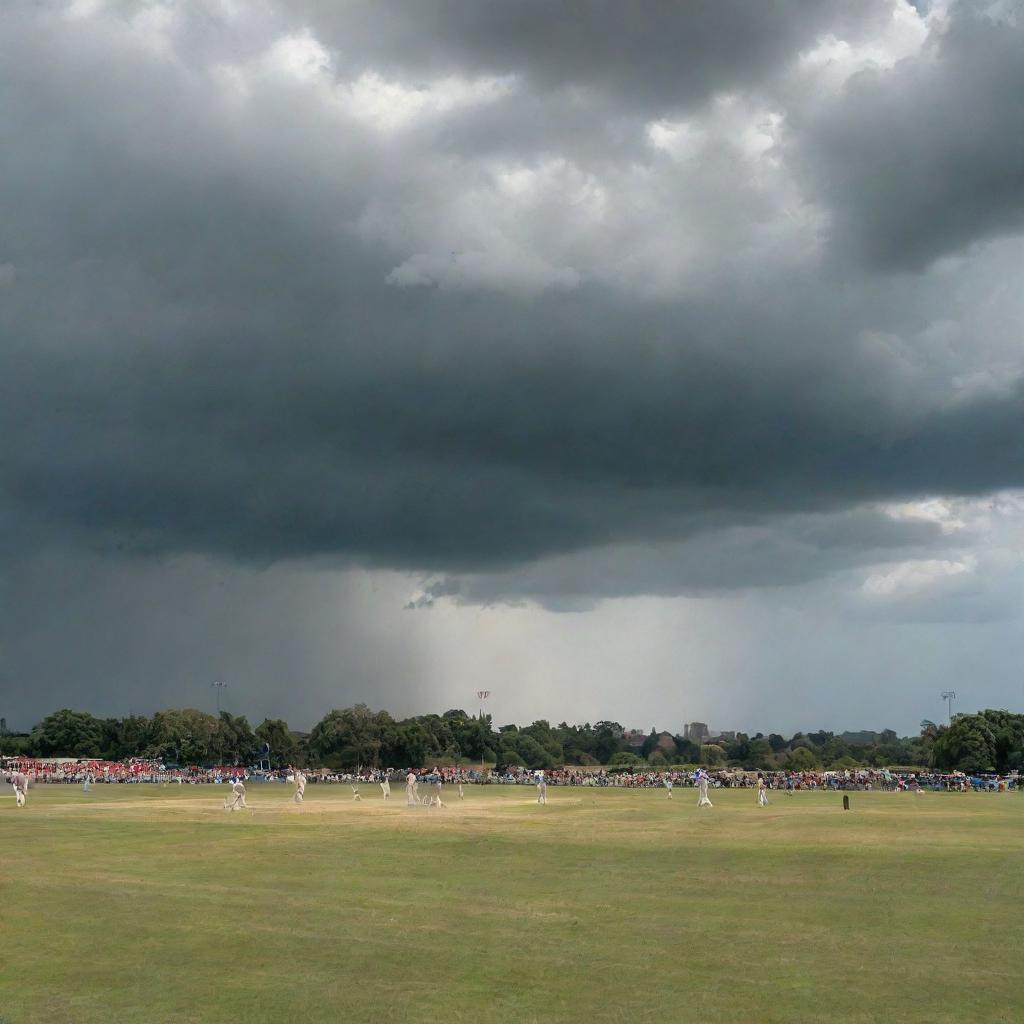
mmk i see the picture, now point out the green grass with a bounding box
[1,784,1020,1024]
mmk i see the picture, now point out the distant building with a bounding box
[713,730,736,743]
[684,722,710,743]
[624,729,647,749]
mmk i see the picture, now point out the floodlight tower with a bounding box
[476,690,491,721]
[941,690,956,725]
[212,680,228,715]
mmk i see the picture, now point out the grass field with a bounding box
[0,784,1020,1024]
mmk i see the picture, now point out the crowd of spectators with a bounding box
[4,756,1017,793]
[484,766,1017,792]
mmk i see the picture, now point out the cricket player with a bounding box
[696,769,713,808]
[83,772,92,793]
[12,771,29,807]
[292,769,306,804]
[380,776,391,800]
[225,777,247,812]
[665,778,674,799]
[536,770,548,805]
[757,775,769,807]
[406,770,418,806]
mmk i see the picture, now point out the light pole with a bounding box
[212,680,228,715]
[941,690,956,725]
[477,690,491,773]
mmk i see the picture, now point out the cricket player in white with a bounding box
[293,769,306,804]
[665,778,674,799]
[458,781,464,800]
[12,772,28,807]
[406,770,418,806]
[757,775,769,807]
[225,778,247,811]
[696,769,713,808]
[380,777,391,800]
[83,772,92,793]
[536,770,547,804]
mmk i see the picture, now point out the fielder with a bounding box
[406,770,418,806]
[380,777,391,800]
[665,778,674,799]
[757,775,769,807]
[536,770,548,805]
[11,771,29,808]
[292,769,306,804]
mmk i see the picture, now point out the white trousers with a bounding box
[758,790,769,806]
[15,788,26,807]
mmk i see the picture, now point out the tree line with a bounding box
[1,705,1022,776]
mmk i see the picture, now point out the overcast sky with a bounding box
[3,0,1024,735]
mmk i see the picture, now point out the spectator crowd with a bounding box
[3,756,1017,793]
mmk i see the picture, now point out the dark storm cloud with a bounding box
[798,2,1024,270]
[408,506,957,610]
[294,0,896,114]
[1,0,1023,593]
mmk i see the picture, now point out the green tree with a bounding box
[978,710,1024,774]
[700,744,726,766]
[521,720,564,763]
[511,734,554,769]
[146,709,220,764]
[641,730,659,758]
[673,736,701,763]
[383,721,430,768]
[100,715,151,760]
[30,709,105,757]
[726,733,751,763]
[786,746,821,770]
[309,705,388,768]
[932,714,997,774]
[608,751,645,768]
[215,712,257,765]
[593,721,624,764]
[255,719,299,768]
